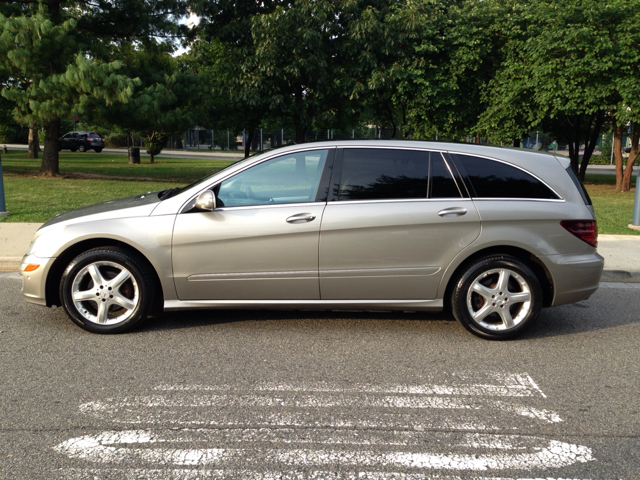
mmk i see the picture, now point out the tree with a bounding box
[473,0,636,181]
[0,0,189,176]
[88,42,200,163]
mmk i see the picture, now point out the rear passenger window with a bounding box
[337,149,461,201]
[338,149,428,200]
[452,154,560,199]
[429,153,461,199]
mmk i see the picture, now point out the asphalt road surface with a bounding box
[1,272,639,479]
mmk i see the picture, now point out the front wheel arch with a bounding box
[45,239,164,315]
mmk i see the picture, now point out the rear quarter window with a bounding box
[451,154,560,200]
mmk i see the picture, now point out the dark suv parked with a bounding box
[59,131,105,153]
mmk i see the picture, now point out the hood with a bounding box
[40,192,162,229]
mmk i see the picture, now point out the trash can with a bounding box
[128,147,140,164]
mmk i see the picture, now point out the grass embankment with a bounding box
[0,149,235,182]
[1,150,638,234]
[0,150,236,222]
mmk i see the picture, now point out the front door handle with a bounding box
[286,213,317,224]
[438,207,468,217]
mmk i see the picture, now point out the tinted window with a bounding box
[338,149,429,200]
[429,153,461,198]
[88,133,102,139]
[452,154,560,199]
[565,166,592,205]
[217,149,328,207]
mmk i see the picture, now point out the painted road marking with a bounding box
[55,430,592,470]
[53,373,594,478]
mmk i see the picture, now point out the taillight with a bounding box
[560,220,598,248]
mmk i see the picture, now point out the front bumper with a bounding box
[20,254,56,306]
[542,251,604,307]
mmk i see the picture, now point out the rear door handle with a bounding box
[286,213,317,224]
[438,207,468,217]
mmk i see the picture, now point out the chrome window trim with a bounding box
[446,151,565,200]
[471,198,566,203]
[213,201,325,212]
[332,198,475,205]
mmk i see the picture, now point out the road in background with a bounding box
[1,273,639,479]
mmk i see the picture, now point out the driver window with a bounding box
[217,149,329,208]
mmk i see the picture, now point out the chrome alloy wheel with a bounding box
[466,268,532,331]
[71,261,139,325]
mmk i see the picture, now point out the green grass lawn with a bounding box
[0,175,184,222]
[1,151,639,235]
[583,174,640,235]
[0,149,236,182]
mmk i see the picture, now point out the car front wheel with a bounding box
[450,255,542,340]
[60,248,154,333]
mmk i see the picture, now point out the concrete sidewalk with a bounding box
[1,222,639,282]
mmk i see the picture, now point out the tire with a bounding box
[78,144,86,152]
[450,255,542,340]
[94,148,103,153]
[60,247,155,333]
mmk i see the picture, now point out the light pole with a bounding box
[630,170,640,230]
[0,153,9,218]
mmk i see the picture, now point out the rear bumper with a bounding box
[20,254,56,306]
[541,251,604,306]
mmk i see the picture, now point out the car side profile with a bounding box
[59,131,105,153]
[20,141,604,339]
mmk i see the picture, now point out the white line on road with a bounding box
[154,373,546,398]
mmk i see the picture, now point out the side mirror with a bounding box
[194,190,216,212]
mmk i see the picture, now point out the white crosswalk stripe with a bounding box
[52,372,594,479]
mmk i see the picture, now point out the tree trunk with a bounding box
[149,153,155,163]
[565,115,581,176]
[28,127,39,159]
[578,110,605,181]
[613,124,626,191]
[244,130,254,159]
[40,119,61,176]
[293,85,306,144]
[621,122,639,192]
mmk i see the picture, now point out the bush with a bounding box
[105,132,127,148]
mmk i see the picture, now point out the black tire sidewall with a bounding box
[60,248,153,334]
[451,255,542,340]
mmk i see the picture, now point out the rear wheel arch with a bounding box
[45,239,164,314]
[442,246,554,311]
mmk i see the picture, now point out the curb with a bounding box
[0,257,22,272]
[1,257,638,284]
[599,269,640,283]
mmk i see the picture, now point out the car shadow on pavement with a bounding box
[140,308,459,334]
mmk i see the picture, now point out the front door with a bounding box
[172,149,333,300]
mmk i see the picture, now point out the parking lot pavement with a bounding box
[1,273,639,479]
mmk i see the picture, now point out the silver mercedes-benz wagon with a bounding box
[20,141,604,339]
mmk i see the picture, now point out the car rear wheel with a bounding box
[450,255,542,340]
[60,248,154,333]
[78,144,86,152]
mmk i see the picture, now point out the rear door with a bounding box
[319,148,481,300]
